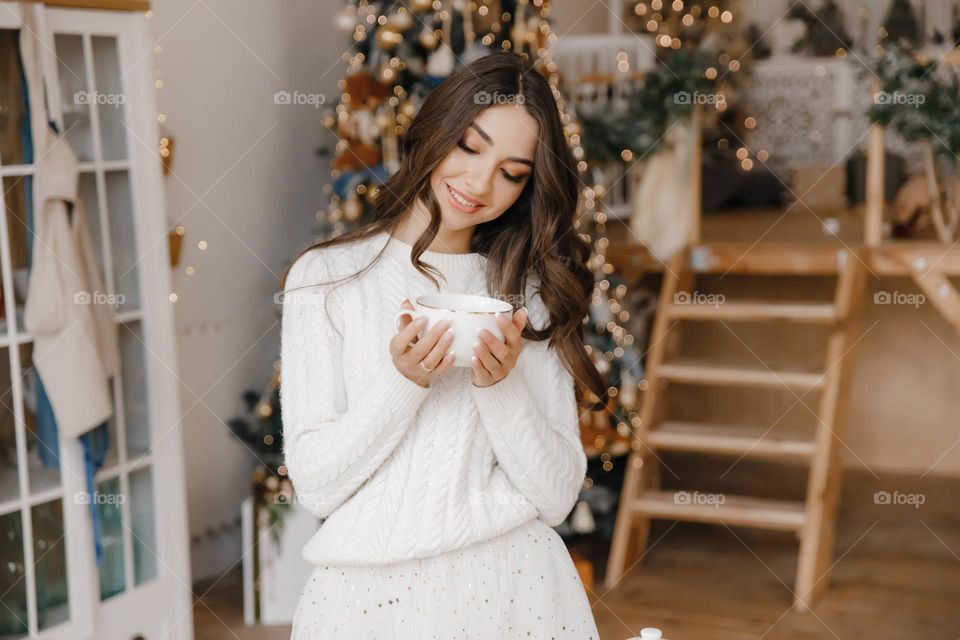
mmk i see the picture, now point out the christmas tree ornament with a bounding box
[387,9,415,32]
[426,1,456,78]
[510,0,530,53]
[418,23,440,50]
[459,0,489,63]
[376,26,405,51]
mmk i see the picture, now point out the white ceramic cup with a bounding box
[393,293,513,368]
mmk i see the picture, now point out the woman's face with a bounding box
[429,103,539,230]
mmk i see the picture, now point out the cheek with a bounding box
[434,153,468,179]
[491,182,525,213]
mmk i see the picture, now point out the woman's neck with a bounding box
[394,201,475,254]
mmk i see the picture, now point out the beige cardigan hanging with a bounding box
[20,5,121,440]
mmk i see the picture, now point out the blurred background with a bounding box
[1,0,959,638]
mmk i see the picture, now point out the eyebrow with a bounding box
[469,122,535,167]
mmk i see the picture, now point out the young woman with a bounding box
[279,50,607,639]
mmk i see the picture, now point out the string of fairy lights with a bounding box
[141,9,193,305]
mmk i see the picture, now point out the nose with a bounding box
[462,159,497,200]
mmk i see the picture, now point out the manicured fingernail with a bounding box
[445,328,454,338]
[471,356,478,364]
[473,341,480,350]
[448,349,455,358]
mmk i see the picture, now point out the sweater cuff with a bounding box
[378,358,434,416]
[469,369,531,425]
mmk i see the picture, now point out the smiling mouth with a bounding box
[445,182,484,211]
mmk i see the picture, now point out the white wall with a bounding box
[150,0,343,581]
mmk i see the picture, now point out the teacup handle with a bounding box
[394,309,421,333]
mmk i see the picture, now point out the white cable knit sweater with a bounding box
[279,230,587,566]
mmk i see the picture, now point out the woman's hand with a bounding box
[471,306,528,388]
[391,299,456,388]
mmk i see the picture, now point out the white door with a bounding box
[0,5,192,639]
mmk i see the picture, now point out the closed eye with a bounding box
[457,139,528,184]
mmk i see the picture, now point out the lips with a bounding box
[445,182,484,213]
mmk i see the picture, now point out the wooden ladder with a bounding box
[605,246,867,611]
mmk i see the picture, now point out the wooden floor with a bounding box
[194,470,960,640]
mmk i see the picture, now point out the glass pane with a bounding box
[120,321,150,459]
[0,29,29,167]
[53,34,94,162]
[91,37,128,162]
[32,500,69,631]
[99,399,120,473]
[79,171,105,279]
[95,477,125,600]
[0,347,17,506]
[0,510,27,636]
[17,342,63,497]
[129,467,156,585]
[104,171,140,310]
[2,176,30,335]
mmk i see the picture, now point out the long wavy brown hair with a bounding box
[279,50,606,409]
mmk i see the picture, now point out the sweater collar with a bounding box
[375,231,487,272]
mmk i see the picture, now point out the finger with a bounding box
[406,319,452,362]
[495,310,522,349]
[433,350,456,374]
[473,337,504,372]
[470,353,492,384]
[477,327,509,364]
[391,315,426,355]
[422,330,455,370]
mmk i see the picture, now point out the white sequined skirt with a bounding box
[290,517,599,639]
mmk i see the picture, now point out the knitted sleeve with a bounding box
[468,287,588,527]
[279,248,432,519]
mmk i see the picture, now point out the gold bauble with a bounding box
[375,26,404,51]
[419,27,439,50]
[399,99,418,119]
[411,0,432,11]
[388,10,415,31]
[365,185,381,204]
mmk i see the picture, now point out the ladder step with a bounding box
[646,421,816,460]
[630,490,807,531]
[665,300,838,323]
[658,362,825,390]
